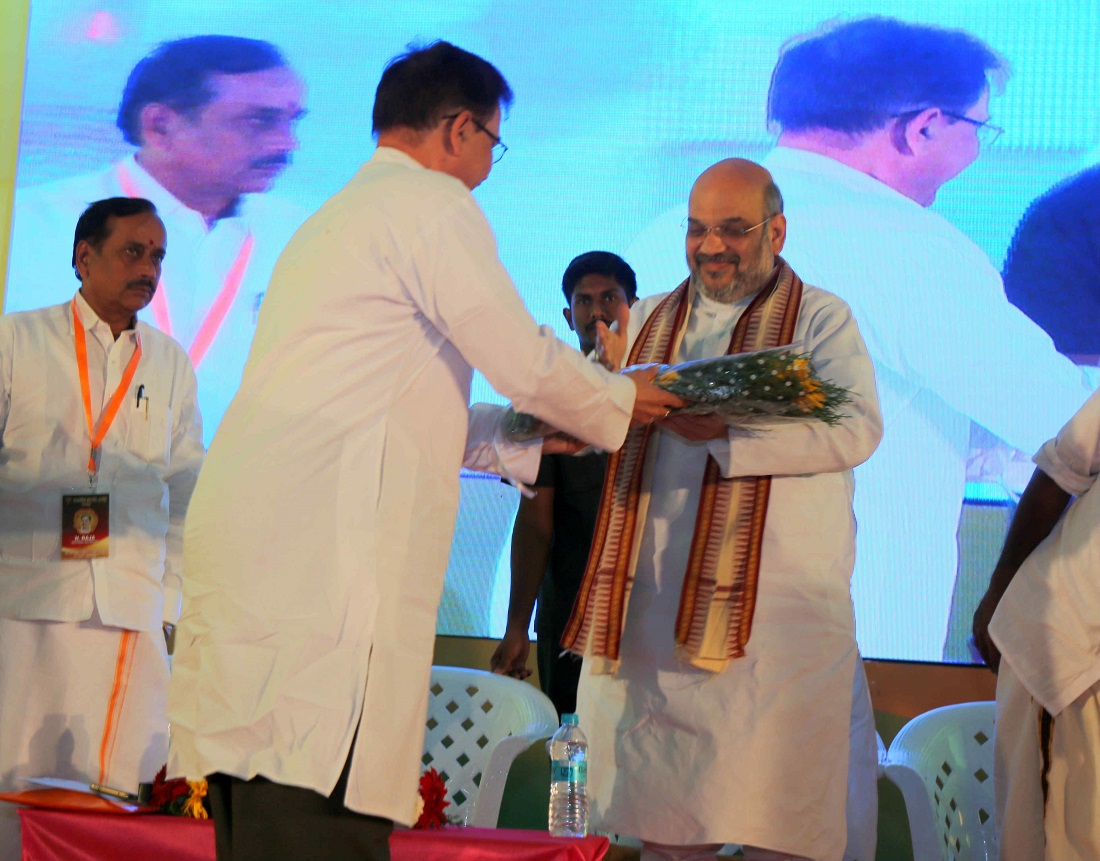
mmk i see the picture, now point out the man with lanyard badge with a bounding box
[0,197,204,858]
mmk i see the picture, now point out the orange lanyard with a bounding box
[72,299,143,485]
[117,163,254,370]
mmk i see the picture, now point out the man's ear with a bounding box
[767,212,787,255]
[442,110,472,157]
[138,103,177,149]
[73,239,94,279]
[892,107,940,156]
[563,307,575,331]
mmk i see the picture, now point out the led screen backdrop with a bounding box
[5,0,1099,662]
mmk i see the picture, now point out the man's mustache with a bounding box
[251,153,292,170]
[128,277,156,291]
[694,252,739,266]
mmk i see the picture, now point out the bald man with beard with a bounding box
[566,159,882,861]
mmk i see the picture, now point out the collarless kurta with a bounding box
[167,148,636,826]
[578,282,882,861]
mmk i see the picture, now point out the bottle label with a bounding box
[551,761,587,783]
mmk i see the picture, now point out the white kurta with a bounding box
[578,283,882,861]
[166,147,636,826]
[626,147,1092,661]
[7,155,307,443]
[0,292,205,629]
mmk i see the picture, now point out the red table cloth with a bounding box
[18,809,609,861]
[391,825,609,860]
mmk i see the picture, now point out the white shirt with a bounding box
[991,386,1100,715]
[0,292,204,630]
[579,281,882,860]
[166,147,636,825]
[6,155,308,444]
[626,146,1093,660]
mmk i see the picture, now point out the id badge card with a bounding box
[61,493,110,559]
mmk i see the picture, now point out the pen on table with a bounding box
[135,384,145,407]
[89,782,140,801]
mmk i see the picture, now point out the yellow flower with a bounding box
[797,390,827,410]
[183,780,209,819]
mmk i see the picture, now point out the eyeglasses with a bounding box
[942,112,1004,147]
[895,109,1004,148]
[442,113,508,163]
[683,216,772,243]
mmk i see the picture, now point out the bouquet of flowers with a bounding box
[499,347,850,443]
[653,347,850,426]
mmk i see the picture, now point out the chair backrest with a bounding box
[422,666,559,827]
[883,701,997,861]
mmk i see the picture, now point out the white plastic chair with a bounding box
[883,701,997,861]
[877,730,888,778]
[422,665,558,827]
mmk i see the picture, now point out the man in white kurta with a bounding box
[166,42,679,861]
[5,36,307,444]
[572,160,882,861]
[0,198,204,858]
[969,386,1100,860]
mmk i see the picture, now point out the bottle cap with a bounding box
[562,713,579,725]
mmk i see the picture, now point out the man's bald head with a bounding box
[690,158,783,217]
[685,159,786,303]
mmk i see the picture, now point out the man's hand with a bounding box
[594,302,630,371]
[624,364,688,425]
[971,584,1006,672]
[659,411,730,441]
[970,471,1072,673]
[490,627,533,680]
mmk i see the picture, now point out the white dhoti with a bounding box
[996,663,1100,861]
[0,612,169,858]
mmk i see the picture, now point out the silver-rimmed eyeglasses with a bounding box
[942,111,1004,147]
[683,216,772,243]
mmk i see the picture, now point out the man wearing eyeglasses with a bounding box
[567,158,882,861]
[165,41,680,861]
[758,16,1093,675]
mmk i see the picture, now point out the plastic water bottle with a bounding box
[548,712,588,837]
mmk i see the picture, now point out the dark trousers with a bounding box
[536,620,583,717]
[207,752,392,861]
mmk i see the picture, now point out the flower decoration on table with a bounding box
[413,767,451,829]
[653,347,850,426]
[149,765,209,818]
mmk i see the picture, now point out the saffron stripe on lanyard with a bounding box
[72,298,143,486]
[116,163,254,370]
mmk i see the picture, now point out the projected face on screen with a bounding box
[5,1,1098,664]
[137,66,306,209]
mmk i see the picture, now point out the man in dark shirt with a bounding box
[489,251,637,714]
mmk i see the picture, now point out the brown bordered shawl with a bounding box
[561,258,803,673]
